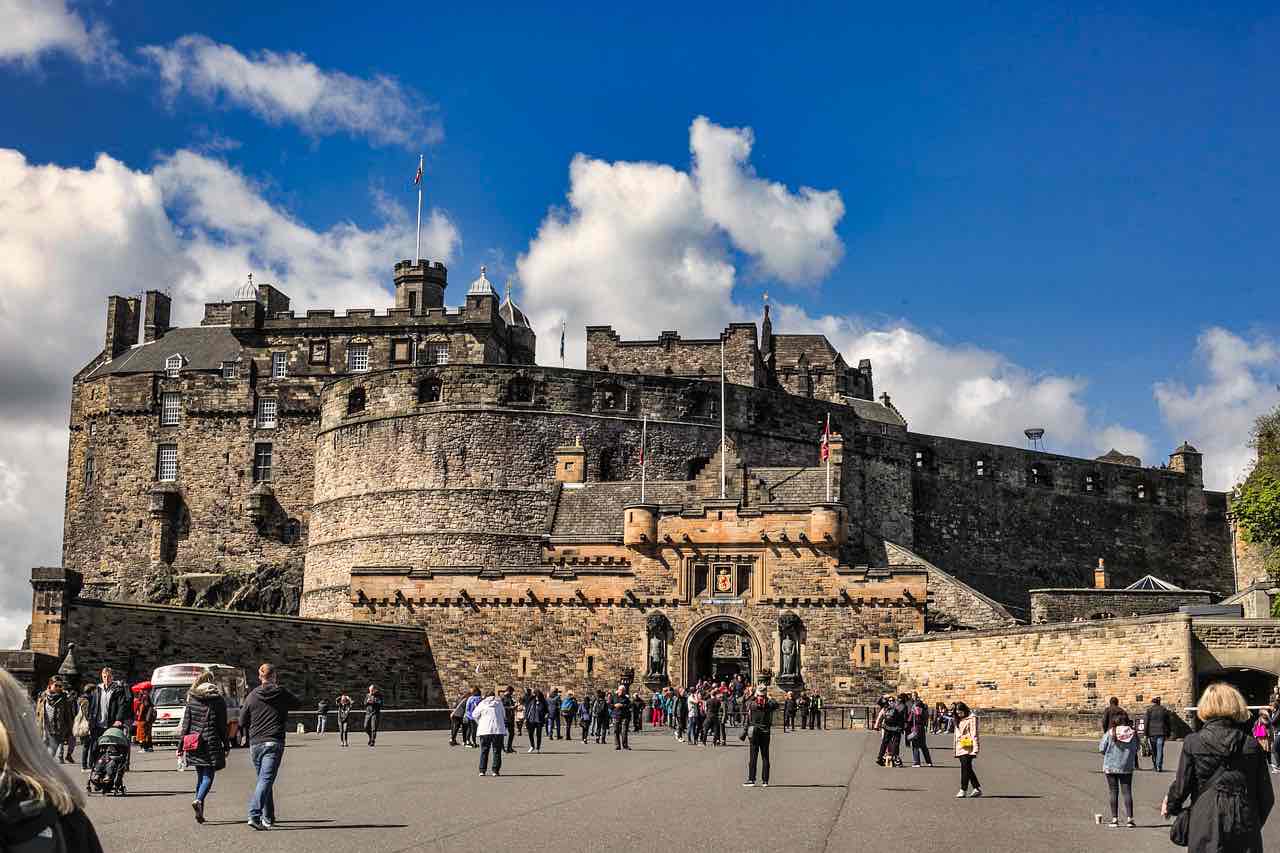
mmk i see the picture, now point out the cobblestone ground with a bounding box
[81,727,1280,853]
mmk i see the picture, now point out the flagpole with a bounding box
[720,338,726,500]
[414,154,424,261]
[825,413,832,502]
[641,414,648,503]
[560,319,566,368]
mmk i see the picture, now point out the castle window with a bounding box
[1028,464,1051,487]
[252,442,273,482]
[165,354,183,377]
[424,342,449,365]
[975,459,986,478]
[83,454,95,491]
[407,291,417,315]
[271,351,287,379]
[222,362,237,380]
[347,343,370,373]
[914,448,933,470]
[391,339,413,364]
[256,398,278,429]
[160,392,181,426]
[508,377,534,403]
[1084,472,1098,493]
[597,382,625,411]
[285,518,301,543]
[1135,483,1147,501]
[156,443,178,482]
[347,387,366,416]
[417,378,442,404]
[586,655,594,676]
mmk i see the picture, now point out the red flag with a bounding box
[413,155,424,185]
[820,414,831,462]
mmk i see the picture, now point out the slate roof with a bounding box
[1095,448,1142,467]
[772,334,841,368]
[87,326,244,378]
[749,467,830,504]
[550,481,697,538]
[847,397,905,426]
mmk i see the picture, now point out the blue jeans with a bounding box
[248,741,284,821]
[1149,736,1166,771]
[195,766,215,802]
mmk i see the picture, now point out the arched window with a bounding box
[417,378,441,404]
[347,387,366,415]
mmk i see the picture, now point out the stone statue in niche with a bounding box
[777,612,804,687]
[644,611,670,687]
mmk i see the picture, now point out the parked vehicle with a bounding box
[149,664,248,747]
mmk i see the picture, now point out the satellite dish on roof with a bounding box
[1024,428,1045,451]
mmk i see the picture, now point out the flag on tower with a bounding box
[820,413,831,462]
[413,155,424,185]
[559,319,566,364]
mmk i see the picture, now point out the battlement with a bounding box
[585,323,764,387]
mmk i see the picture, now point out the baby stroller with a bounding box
[87,725,130,796]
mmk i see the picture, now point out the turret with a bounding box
[394,259,448,314]
[1169,442,1203,488]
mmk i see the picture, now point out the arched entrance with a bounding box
[684,616,758,686]
[1197,667,1278,707]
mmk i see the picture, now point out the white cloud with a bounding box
[141,35,441,148]
[1155,328,1280,490]
[518,117,845,365]
[0,0,123,70]
[0,146,459,648]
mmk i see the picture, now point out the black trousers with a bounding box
[614,720,629,749]
[1105,772,1133,819]
[564,716,574,739]
[505,719,516,752]
[581,718,590,742]
[596,718,608,744]
[479,734,503,773]
[548,712,561,738]
[748,730,771,783]
[527,723,543,750]
[364,715,380,745]
[959,755,981,792]
[338,717,351,745]
[449,716,464,745]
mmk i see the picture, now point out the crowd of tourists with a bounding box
[10,661,1280,850]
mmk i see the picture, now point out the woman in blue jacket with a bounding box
[1099,711,1139,828]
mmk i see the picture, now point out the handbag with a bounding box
[958,736,974,750]
[72,710,90,738]
[181,732,202,753]
[1170,738,1242,847]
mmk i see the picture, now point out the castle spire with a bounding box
[761,290,774,364]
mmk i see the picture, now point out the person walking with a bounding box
[706,692,724,746]
[449,693,469,746]
[1099,710,1139,828]
[74,686,93,771]
[514,689,528,740]
[546,688,562,740]
[0,669,105,853]
[238,662,299,831]
[1163,682,1274,851]
[742,685,779,787]
[132,684,155,752]
[674,687,688,742]
[611,686,632,750]
[464,687,483,748]
[560,691,577,741]
[524,689,547,753]
[475,689,508,777]
[178,670,228,824]
[906,696,933,768]
[336,692,353,747]
[578,691,592,744]
[632,693,644,733]
[593,690,610,745]
[502,686,518,753]
[783,692,796,732]
[953,702,982,798]
[315,697,329,735]
[86,668,130,771]
[809,694,822,730]
[686,692,703,747]
[879,694,906,768]
[35,678,74,760]
[1143,696,1172,772]
[1101,696,1125,732]
[362,685,383,747]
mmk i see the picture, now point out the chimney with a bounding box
[143,290,172,343]
[104,295,140,359]
[1094,558,1109,590]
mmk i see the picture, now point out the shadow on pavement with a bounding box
[980,795,1043,799]
[767,784,848,789]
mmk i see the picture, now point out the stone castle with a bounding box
[44,256,1242,706]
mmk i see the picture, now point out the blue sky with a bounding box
[1,1,1279,638]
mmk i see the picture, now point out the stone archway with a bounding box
[1196,667,1279,707]
[682,615,763,687]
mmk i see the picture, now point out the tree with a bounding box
[1232,405,1280,580]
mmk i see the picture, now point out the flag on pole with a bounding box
[560,319,566,363]
[413,155,424,185]
[820,413,831,461]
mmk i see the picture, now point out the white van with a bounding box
[149,663,249,747]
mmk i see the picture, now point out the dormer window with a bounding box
[222,362,238,381]
[165,354,183,378]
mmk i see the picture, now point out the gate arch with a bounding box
[681,614,766,687]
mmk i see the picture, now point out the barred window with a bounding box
[348,344,370,373]
[271,352,287,379]
[84,454,95,490]
[253,442,273,483]
[256,398,278,429]
[156,444,177,481]
[222,362,237,380]
[424,343,449,365]
[160,392,181,426]
[165,354,183,377]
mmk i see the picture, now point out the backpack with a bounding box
[1179,738,1260,844]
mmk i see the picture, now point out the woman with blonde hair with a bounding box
[0,669,104,852]
[1163,682,1274,852]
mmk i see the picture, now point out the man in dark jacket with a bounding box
[86,668,131,768]
[35,677,74,760]
[1144,697,1173,772]
[610,686,632,750]
[502,686,517,753]
[1102,696,1125,732]
[238,662,299,830]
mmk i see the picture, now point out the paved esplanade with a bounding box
[84,728,1278,852]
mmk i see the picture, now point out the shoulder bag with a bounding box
[72,709,90,738]
[1170,738,1243,847]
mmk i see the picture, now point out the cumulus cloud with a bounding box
[141,35,441,148]
[0,146,459,647]
[1155,328,1280,490]
[0,0,125,71]
[518,116,845,365]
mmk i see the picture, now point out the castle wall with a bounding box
[898,614,1197,735]
[585,324,765,387]
[1029,589,1214,623]
[902,433,1233,614]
